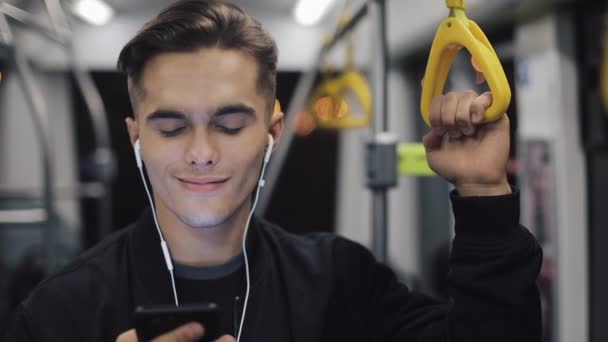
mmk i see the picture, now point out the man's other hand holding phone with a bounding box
[115,323,236,342]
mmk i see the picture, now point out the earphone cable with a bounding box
[138,165,180,306]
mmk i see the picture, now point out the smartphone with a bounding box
[134,303,221,342]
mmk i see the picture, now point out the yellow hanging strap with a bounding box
[304,12,373,130]
[446,0,468,23]
[420,0,511,126]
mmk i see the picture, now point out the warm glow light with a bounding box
[71,0,114,26]
[293,0,336,26]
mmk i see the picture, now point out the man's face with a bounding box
[126,48,283,229]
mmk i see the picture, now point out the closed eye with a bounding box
[213,125,242,135]
[149,118,188,137]
[211,113,250,135]
[146,110,189,137]
[159,126,187,137]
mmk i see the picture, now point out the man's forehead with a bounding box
[138,51,258,97]
[130,48,269,118]
[142,48,259,82]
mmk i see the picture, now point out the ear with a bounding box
[125,116,139,147]
[268,107,284,153]
[267,99,284,151]
[273,99,282,115]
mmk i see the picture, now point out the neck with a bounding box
[155,199,251,267]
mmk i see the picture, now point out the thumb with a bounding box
[471,92,493,124]
[214,335,237,342]
[152,322,204,342]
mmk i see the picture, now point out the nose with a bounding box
[184,128,219,169]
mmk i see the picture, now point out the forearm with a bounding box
[447,190,542,341]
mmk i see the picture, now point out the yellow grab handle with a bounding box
[308,70,373,129]
[421,9,511,127]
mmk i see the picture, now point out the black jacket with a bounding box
[4,191,542,341]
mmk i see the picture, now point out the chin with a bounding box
[174,206,234,229]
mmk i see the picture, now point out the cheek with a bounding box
[142,148,179,187]
[228,145,265,187]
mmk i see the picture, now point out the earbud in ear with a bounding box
[264,134,274,163]
[134,139,143,168]
[259,134,274,188]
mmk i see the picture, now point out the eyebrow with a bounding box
[146,110,187,122]
[145,103,256,123]
[213,104,256,118]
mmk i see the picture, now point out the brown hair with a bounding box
[117,0,278,112]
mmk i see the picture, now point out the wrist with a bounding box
[456,180,512,197]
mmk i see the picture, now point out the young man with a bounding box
[3,1,542,341]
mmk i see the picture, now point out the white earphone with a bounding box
[134,139,142,168]
[132,133,274,341]
[259,134,273,187]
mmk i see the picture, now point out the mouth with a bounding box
[177,176,229,193]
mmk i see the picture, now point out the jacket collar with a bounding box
[128,208,270,307]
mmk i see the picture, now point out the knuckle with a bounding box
[444,93,458,105]
[444,91,458,100]
[463,90,478,98]
[471,101,484,113]
[431,95,443,108]
[442,111,456,125]
[429,111,441,125]
[455,110,468,121]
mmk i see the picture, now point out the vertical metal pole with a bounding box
[71,66,115,240]
[13,50,56,270]
[45,0,116,240]
[368,0,389,262]
[258,54,322,215]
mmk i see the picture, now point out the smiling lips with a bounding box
[177,176,228,192]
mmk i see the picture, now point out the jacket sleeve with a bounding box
[445,190,542,341]
[333,189,542,342]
